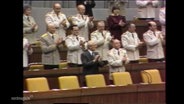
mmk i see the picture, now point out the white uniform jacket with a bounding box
[90,30,112,60]
[121,31,141,61]
[143,30,165,59]
[65,35,86,64]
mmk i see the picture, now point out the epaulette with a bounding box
[93,30,98,33]
[41,33,48,38]
[65,35,72,39]
[45,12,53,16]
[47,12,52,14]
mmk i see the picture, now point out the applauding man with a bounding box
[81,40,106,76]
[107,39,129,80]
[45,3,70,39]
[65,25,87,67]
[40,24,63,69]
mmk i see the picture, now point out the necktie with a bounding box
[101,31,105,39]
[27,16,30,22]
[52,35,54,39]
[57,16,60,19]
[81,15,84,20]
[76,36,79,41]
[153,31,156,36]
[117,50,120,55]
[132,33,134,39]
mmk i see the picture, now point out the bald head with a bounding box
[148,21,157,31]
[53,3,61,14]
[87,40,97,51]
[148,21,156,26]
[77,4,85,15]
[77,4,85,9]
[53,3,61,8]
[112,39,121,49]
[128,23,136,32]
[47,24,56,34]
[87,40,95,47]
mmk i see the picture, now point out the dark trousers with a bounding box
[138,18,154,21]
[68,63,82,67]
[44,65,59,70]
[148,58,165,63]
[129,60,139,64]
[109,80,114,85]
[23,67,29,71]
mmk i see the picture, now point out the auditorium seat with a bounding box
[112,72,133,86]
[141,69,162,84]
[85,74,106,88]
[32,41,41,46]
[29,64,44,71]
[58,76,80,90]
[26,77,50,91]
[139,57,148,63]
[59,62,68,69]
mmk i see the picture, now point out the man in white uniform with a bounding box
[23,5,38,44]
[143,21,165,62]
[65,25,86,67]
[45,3,70,40]
[70,4,94,41]
[107,39,129,80]
[121,23,144,63]
[90,21,112,61]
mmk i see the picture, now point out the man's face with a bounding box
[97,23,105,32]
[129,24,136,32]
[149,22,157,31]
[53,4,61,14]
[151,24,157,31]
[113,40,121,49]
[24,8,31,16]
[89,44,97,51]
[78,6,85,15]
[72,26,79,36]
[48,25,56,34]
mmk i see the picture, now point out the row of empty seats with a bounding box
[25,69,163,92]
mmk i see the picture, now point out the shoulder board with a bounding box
[93,30,99,33]
[59,13,65,16]
[41,33,48,38]
[46,12,54,16]
[46,12,52,15]
[66,35,73,38]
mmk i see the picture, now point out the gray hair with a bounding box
[87,40,96,48]
[23,4,31,12]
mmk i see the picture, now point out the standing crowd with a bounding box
[23,0,165,81]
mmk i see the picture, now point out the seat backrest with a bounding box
[29,64,44,71]
[85,74,106,87]
[59,62,68,69]
[58,76,80,89]
[139,57,148,63]
[141,69,162,84]
[112,72,133,86]
[26,77,50,91]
